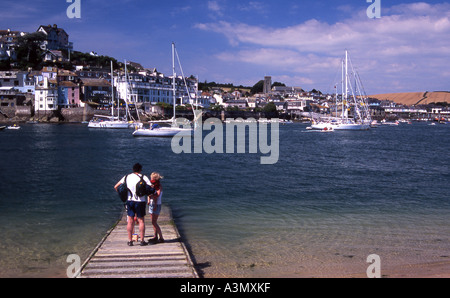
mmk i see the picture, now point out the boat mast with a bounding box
[335,84,337,117]
[124,59,129,121]
[172,42,176,123]
[111,60,114,119]
[345,50,348,121]
[116,63,120,120]
[341,58,344,119]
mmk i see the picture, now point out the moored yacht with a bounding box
[310,50,371,131]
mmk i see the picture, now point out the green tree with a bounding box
[70,51,120,68]
[15,32,46,69]
[272,81,286,88]
[251,80,264,95]
[0,58,11,70]
[263,102,277,113]
[210,103,224,111]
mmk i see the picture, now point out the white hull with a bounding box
[381,121,399,126]
[88,120,143,129]
[88,120,130,129]
[334,123,370,130]
[311,122,370,131]
[309,123,335,131]
[133,127,192,137]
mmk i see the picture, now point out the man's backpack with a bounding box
[136,174,155,197]
[117,174,131,202]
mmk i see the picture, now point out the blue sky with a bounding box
[1,0,449,94]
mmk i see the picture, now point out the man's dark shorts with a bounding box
[126,201,146,218]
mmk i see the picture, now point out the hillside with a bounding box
[369,91,450,105]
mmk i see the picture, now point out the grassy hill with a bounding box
[369,91,450,105]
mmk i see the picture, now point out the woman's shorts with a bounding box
[149,203,162,215]
[126,201,146,218]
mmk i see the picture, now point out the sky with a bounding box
[1,0,449,94]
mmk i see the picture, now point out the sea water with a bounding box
[0,122,448,277]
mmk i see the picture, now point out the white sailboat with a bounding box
[88,61,130,129]
[133,42,200,137]
[88,61,143,129]
[310,50,371,131]
[123,59,143,129]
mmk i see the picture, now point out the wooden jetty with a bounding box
[78,205,198,278]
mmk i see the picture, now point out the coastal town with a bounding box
[1,24,449,124]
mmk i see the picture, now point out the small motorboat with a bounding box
[7,124,21,130]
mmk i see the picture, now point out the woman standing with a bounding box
[148,172,164,243]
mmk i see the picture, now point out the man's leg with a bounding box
[138,216,145,241]
[126,201,135,245]
[127,216,135,242]
[136,202,147,245]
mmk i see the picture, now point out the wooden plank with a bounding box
[78,205,198,278]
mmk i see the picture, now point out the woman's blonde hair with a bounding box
[151,172,163,180]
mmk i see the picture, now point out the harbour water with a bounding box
[0,122,448,277]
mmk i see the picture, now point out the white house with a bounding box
[115,72,197,106]
[34,76,58,112]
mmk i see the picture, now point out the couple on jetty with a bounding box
[114,163,164,246]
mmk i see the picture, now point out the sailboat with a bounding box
[310,50,371,131]
[88,61,142,129]
[133,43,200,137]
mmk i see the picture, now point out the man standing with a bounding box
[114,163,151,246]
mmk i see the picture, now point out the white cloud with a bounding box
[195,2,450,93]
[238,1,269,15]
[208,1,223,16]
[171,5,192,17]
